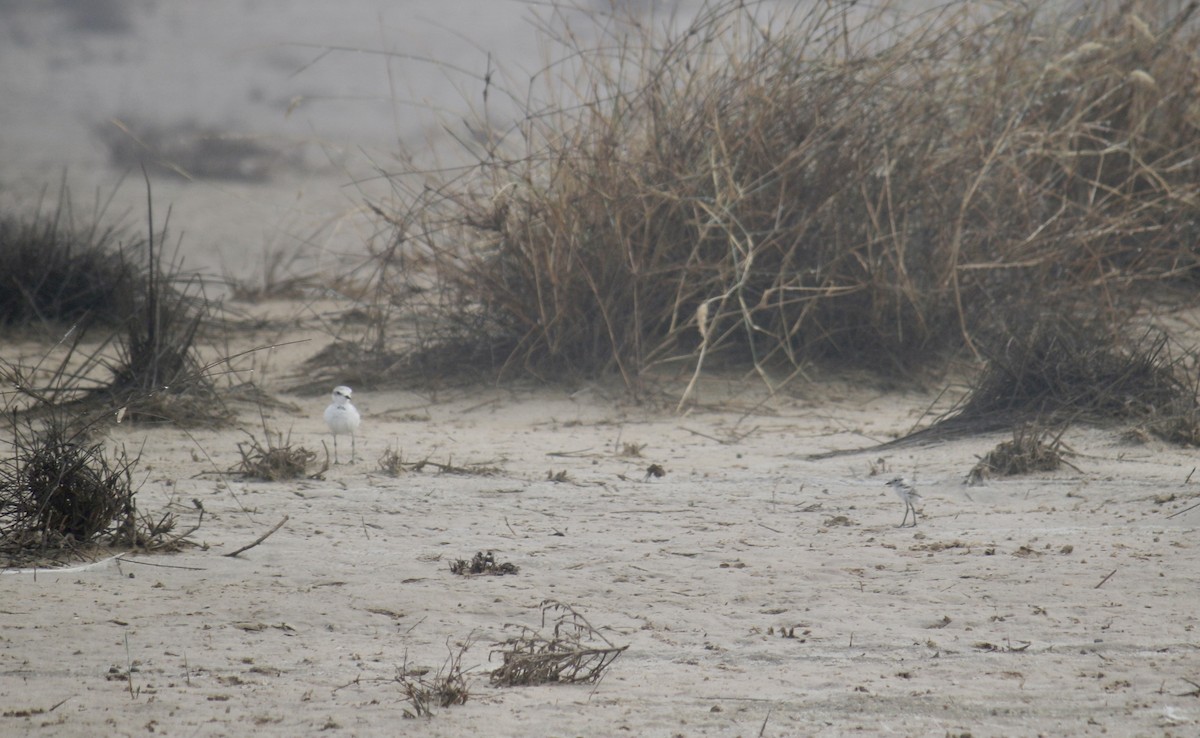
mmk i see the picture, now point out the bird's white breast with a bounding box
[325,402,361,434]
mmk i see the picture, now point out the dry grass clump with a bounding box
[0,189,137,329]
[395,641,472,719]
[967,424,1078,484]
[234,431,322,481]
[0,413,194,566]
[377,0,1200,389]
[101,198,229,425]
[2,183,231,427]
[490,601,626,687]
[943,317,1200,440]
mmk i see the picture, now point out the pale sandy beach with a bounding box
[2,2,1199,736]
[4,337,1200,735]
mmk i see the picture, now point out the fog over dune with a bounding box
[0,0,734,275]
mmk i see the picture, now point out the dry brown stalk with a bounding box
[222,515,288,558]
[489,600,627,687]
[395,639,472,719]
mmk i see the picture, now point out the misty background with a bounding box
[0,0,731,277]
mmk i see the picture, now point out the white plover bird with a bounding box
[324,385,361,464]
[886,477,920,527]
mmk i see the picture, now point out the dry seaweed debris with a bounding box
[378,447,502,477]
[450,550,518,576]
[967,424,1079,485]
[374,0,1200,389]
[490,601,627,687]
[0,412,197,567]
[234,431,322,481]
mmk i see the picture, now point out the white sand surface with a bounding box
[3,355,1199,735]
[2,2,1199,735]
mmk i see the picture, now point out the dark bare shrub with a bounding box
[0,412,195,567]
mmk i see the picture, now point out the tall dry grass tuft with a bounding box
[378,0,1200,391]
[1,178,230,427]
[0,180,137,330]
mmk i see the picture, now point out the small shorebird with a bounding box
[324,385,360,464]
[886,477,921,527]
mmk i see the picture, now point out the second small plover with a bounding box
[324,385,361,464]
[886,477,920,527]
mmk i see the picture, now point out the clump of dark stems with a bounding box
[449,550,519,576]
[0,410,198,567]
[1,174,230,427]
[490,600,626,686]
[396,639,472,719]
[967,424,1078,484]
[0,179,137,329]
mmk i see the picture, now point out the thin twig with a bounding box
[758,706,773,738]
[118,558,205,571]
[223,515,289,557]
[1167,499,1200,519]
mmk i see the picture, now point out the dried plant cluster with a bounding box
[0,414,190,566]
[967,424,1077,484]
[234,432,320,481]
[395,643,472,719]
[388,603,624,719]
[379,0,1200,388]
[0,418,134,548]
[946,319,1200,440]
[489,601,627,687]
[449,550,519,576]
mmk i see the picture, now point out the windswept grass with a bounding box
[0,182,137,330]
[374,0,1200,394]
[1,180,231,427]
